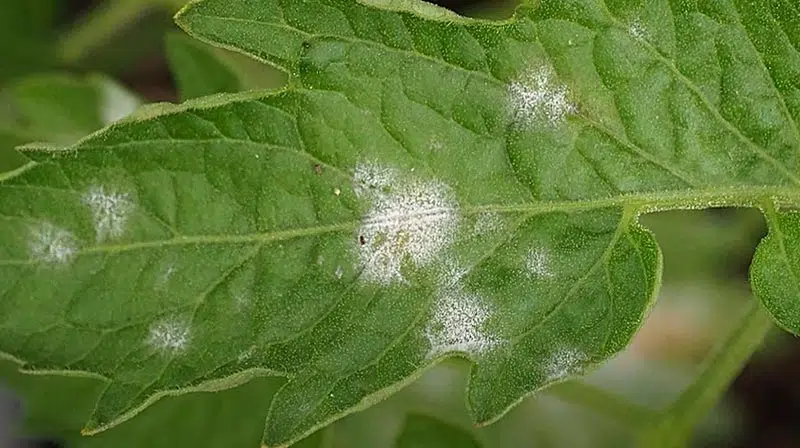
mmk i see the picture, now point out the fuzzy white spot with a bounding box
[334,265,344,280]
[508,66,575,128]
[353,160,396,198]
[355,162,459,285]
[424,261,501,358]
[425,284,500,358]
[28,222,78,264]
[147,317,190,352]
[473,212,504,235]
[81,186,133,242]
[628,19,646,39]
[544,347,587,382]
[334,188,341,196]
[237,346,256,363]
[429,137,445,152]
[526,248,553,279]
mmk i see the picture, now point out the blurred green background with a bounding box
[0,1,795,447]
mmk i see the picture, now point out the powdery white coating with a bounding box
[424,261,502,358]
[355,162,460,285]
[628,19,646,39]
[28,222,78,264]
[81,186,134,242]
[473,212,504,235]
[334,265,344,280]
[147,317,190,352]
[526,248,553,279]
[544,347,587,382]
[424,285,500,358]
[353,160,397,198]
[508,65,575,128]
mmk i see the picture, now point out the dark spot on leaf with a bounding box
[359,235,366,246]
[313,164,323,175]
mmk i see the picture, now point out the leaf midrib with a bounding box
[0,184,795,265]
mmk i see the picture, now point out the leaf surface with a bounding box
[1,0,799,446]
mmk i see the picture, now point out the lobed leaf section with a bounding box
[0,0,798,446]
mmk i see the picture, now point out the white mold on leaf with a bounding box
[526,247,554,279]
[353,160,397,199]
[81,186,134,242]
[508,65,576,128]
[544,347,588,382]
[147,317,190,353]
[628,18,646,40]
[424,261,502,359]
[473,211,504,235]
[425,284,500,359]
[334,265,344,280]
[28,222,78,264]
[355,162,460,285]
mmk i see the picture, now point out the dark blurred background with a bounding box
[0,0,797,447]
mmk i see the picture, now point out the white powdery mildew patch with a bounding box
[28,222,78,264]
[544,347,588,382]
[424,262,502,358]
[147,317,190,352]
[353,160,397,198]
[355,162,460,285]
[473,211,504,235]
[424,285,500,359]
[628,18,646,39]
[81,186,134,242]
[508,65,576,128]
[526,247,554,279]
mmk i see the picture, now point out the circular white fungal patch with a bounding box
[28,222,78,264]
[81,185,134,242]
[354,162,460,285]
[544,347,587,382]
[425,284,499,359]
[147,317,190,353]
[508,65,575,128]
[526,247,553,279]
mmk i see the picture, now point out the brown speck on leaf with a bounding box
[359,235,366,246]
[313,164,323,175]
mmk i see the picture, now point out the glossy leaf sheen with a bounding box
[0,0,798,447]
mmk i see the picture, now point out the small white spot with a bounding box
[526,248,553,279]
[425,283,500,359]
[334,188,341,196]
[81,186,133,242]
[544,347,587,382]
[567,39,574,46]
[353,160,396,198]
[628,18,646,40]
[429,137,445,152]
[355,162,460,285]
[508,65,575,128]
[237,345,256,363]
[28,222,78,264]
[255,154,261,159]
[316,255,324,265]
[162,265,176,282]
[473,212,504,235]
[334,265,344,280]
[147,317,190,352]
[234,293,249,311]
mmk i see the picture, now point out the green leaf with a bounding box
[1,357,284,447]
[752,204,800,334]
[3,74,141,145]
[1,0,799,446]
[0,1,62,82]
[166,32,246,101]
[394,414,482,448]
